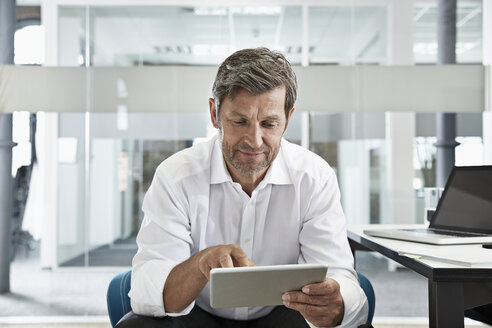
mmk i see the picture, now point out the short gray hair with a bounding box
[212,47,297,119]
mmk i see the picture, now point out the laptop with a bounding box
[364,166,492,245]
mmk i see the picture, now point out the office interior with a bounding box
[0,0,491,327]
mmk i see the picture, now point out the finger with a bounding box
[230,246,251,267]
[302,278,339,296]
[282,291,330,306]
[282,296,325,317]
[219,254,234,268]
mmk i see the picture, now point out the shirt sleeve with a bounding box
[330,274,369,327]
[299,167,368,327]
[128,164,195,317]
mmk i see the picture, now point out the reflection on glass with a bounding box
[413,2,483,64]
[413,113,483,224]
[57,113,209,267]
[58,5,302,66]
[309,6,388,65]
[309,112,387,225]
[58,6,87,66]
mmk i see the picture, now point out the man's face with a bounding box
[209,87,294,180]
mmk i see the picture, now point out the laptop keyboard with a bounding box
[402,228,488,238]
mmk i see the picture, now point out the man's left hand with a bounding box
[282,277,344,327]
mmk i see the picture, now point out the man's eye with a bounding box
[262,122,277,128]
[233,121,246,125]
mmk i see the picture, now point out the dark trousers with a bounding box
[115,305,310,328]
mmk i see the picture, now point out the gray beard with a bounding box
[218,128,270,175]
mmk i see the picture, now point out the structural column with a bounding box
[383,0,416,226]
[0,0,16,293]
[0,116,15,293]
[435,0,458,187]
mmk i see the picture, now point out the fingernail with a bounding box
[282,293,290,301]
[302,287,309,294]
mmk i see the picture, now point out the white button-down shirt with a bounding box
[129,135,368,327]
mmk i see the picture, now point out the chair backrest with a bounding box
[107,269,132,327]
[357,272,376,324]
[106,269,375,326]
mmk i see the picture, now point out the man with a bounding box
[117,47,368,328]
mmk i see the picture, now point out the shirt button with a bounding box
[244,238,250,243]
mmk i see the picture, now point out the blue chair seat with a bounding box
[107,269,132,327]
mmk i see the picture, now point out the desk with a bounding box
[348,225,492,328]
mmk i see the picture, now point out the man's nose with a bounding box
[246,123,263,149]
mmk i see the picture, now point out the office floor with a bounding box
[0,246,490,327]
[0,248,120,316]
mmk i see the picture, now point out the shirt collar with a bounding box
[210,136,292,186]
[210,135,233,184]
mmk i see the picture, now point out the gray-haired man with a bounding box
[117,47,369,328]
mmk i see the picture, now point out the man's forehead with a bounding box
[227,110,282,120]
[230,85,286,98]
[221,87,285,113]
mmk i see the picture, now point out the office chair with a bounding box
[107,269,375,327]
[107,269,132,327]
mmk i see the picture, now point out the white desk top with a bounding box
[348,224,492,269]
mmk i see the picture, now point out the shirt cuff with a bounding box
[129,259,195,317]
[333,274,369,328]
[306,274,368,328]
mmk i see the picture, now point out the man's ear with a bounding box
[284,107,295,132]
[209,98,219,129]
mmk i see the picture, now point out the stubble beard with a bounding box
[218,128,273,175]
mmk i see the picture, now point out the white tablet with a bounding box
[209,263,328,308]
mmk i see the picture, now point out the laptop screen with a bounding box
[432,166,492,234]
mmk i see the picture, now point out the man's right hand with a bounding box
[197,244,255,280]
[163,244,254,313]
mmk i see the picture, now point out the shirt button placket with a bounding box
[241,200,254,256]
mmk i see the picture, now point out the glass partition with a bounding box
[309,112,484,227]
[309,6,389,65]
[58,5,303,66]
[413,1,483,64]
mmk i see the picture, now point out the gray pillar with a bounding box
[0,0,15,65]
[435,114,459,187]
[0,115,15,293]
[436,0,458,187]
[437,0,456,64]
[0,0,16,293]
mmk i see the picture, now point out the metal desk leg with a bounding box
[429,281,464,328]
